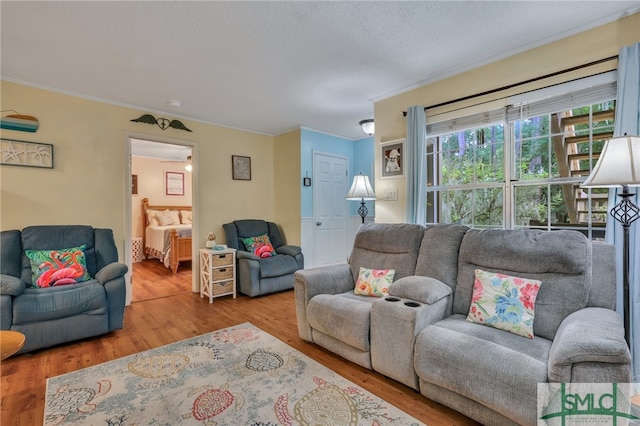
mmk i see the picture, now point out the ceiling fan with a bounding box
[161,155,192,172]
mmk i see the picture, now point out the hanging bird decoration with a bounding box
[130,114,192,132]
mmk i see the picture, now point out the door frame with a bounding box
[124,131,199,305]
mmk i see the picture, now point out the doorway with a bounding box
[313,151,349,266]
[129,137,195,303]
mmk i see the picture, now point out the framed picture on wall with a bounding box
[1,138,53,168]
[164,170,185,196]
[232,155,251,180]
[380,139,404,179]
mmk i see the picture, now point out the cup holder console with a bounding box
[384,297,421,308]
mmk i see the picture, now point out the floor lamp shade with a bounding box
[346,174,376,223]
[582,135,640,347]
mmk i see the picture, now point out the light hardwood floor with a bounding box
[131,258,193,302]
[1,266,480,426]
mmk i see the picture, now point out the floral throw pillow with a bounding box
[466,269,541,339]
[25,245,92,288]
[242,234,277,258]
[354,267,396,297]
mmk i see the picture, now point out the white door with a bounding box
[313,152,349,266]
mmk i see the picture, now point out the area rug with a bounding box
[44,322,423,425]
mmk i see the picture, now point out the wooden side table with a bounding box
[199,248,236,303]
[0,330,25,360]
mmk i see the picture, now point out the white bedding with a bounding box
[145,224,192,267]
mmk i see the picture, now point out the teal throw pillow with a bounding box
[25,245,92,288]
[242,234,277,258]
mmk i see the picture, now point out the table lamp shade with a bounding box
[582,135,640,188]
[346,174,376,200]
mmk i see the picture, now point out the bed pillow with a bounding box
[146,209,161,226]
[180,210,192,224]
[155,209,177,226]
[168,210,181,224]
[466,269,541,339]
[25,245,92,288]
[354,267,395,297]
[242,234,277,258]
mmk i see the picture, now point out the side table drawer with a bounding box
[213,267,233,280]
[213,280,234,295]
[212,253,234,267]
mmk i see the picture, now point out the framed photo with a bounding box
[132,174,138,195]
[164,170,185,196]
[1,138,53,168]
[381,139,404,179]
[232,155,251,180]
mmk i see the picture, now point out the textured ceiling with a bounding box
[2,1,638,140]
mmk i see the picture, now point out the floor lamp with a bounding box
[346,173,376,223]
[582,135,640,347]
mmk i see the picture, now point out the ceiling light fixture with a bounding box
[359,119,374,136]
[168,99,182,108]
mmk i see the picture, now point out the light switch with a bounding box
[384,189,398,201]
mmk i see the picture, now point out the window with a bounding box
[425,77,616,240]
[427,123,505,227]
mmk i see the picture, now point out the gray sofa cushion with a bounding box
[588,242,616,310]
[226,220,285,251]
[257,254,300,278]
[1,230,22,277]
[12,280,108,324]
[415,224,469,288]
[455,229,591,340]
[548,307,630,383]
[0,274,24,296]
[20,225,98,284]
[416,315,552,426]
[389,276,451,305]
[348,223,424,282]
[307,293,375,352]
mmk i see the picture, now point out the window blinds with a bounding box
[425,72,617,135]
[506,81,617,122]
[426,108,505,136]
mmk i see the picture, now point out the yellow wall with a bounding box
[273,129,302,245]
[0,81,301,258]
[374,13,640,223]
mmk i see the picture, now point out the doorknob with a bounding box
[316,222,322,226]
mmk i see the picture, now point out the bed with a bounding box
[142,197,192,274]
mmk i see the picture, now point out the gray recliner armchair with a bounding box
[0,225,127,354]
[223,219,303,297]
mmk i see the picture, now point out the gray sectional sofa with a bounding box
[294,223,632,426]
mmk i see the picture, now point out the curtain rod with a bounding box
[402,55,618,117]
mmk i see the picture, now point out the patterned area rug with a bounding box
[44,323,423,425]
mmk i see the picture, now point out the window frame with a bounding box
[424,75,617,240]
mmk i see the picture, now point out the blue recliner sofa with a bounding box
[0,225,127,353]
[224,219,303,297]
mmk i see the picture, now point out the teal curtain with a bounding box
[405,106,427,224]
[605,42,640,386]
